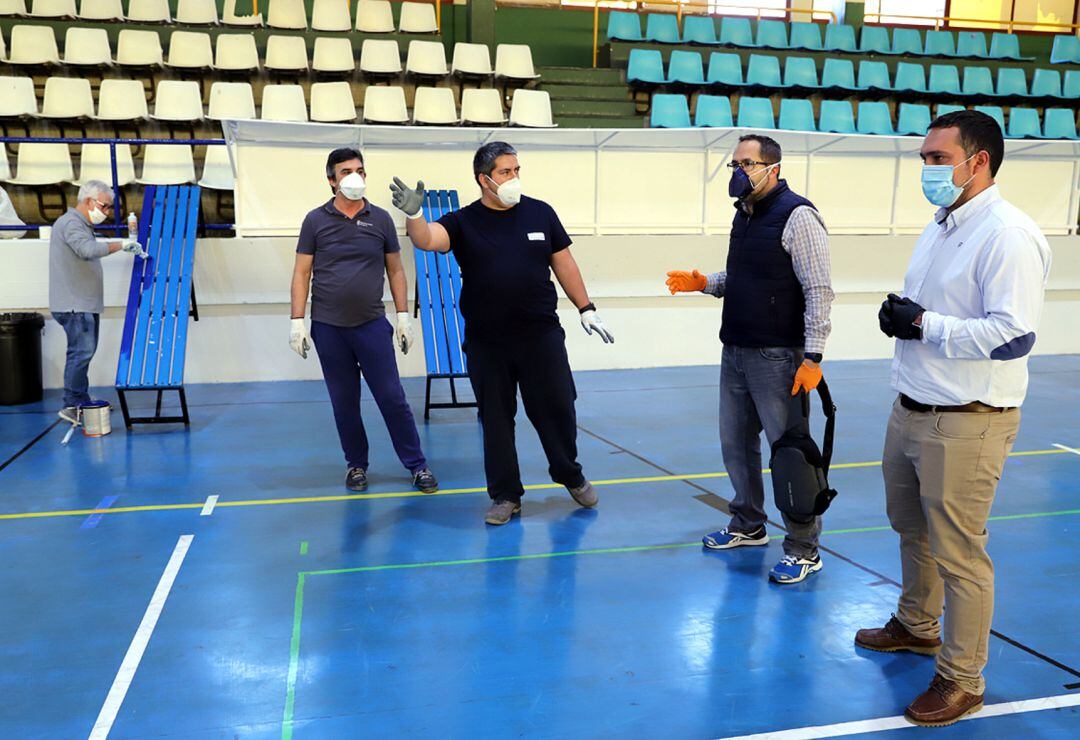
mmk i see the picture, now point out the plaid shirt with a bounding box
[703,205,834,355]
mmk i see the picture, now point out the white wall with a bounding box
[3,232,1078,389]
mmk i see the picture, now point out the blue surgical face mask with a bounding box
[728,163,777,200]
[921,154,976,208]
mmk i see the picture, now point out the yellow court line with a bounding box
[0,448,1071,523]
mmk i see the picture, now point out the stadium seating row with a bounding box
[608,13,1044,63]
[627,49,1080,102]
[0,0,440,34]
[0,77,555,126]
[0,27,540,81]
[649,93,1079,140]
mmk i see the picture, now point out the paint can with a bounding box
[80,400,112,437]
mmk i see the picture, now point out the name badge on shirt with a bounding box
[527,232,546,241]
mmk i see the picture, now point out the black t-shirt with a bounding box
[437,195,572,342]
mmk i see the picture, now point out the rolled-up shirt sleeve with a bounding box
[63,218,109,260]
[920,226,1050,360]
[783,206,834,356]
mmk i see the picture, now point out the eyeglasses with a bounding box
[726,160,774,171]
[93,198,114,213]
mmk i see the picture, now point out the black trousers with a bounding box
[465,327,585,503]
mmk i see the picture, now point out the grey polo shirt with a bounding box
[49,208,111,315]
[296,199,400,328]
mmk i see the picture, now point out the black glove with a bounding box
[884,293,925,341]
[878,299,895,338]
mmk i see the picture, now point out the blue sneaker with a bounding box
[769,554,823,584]
[702,526,769,550]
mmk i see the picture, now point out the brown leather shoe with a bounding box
[854,616,941,655]
[905,674,984,727]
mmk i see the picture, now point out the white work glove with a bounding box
[121,239,145,256]
[580,307,614,344]
[290,318,311,359]
[389,177,425,218]
[395,311,414,354]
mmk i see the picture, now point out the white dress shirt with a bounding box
[891,185,1052,408]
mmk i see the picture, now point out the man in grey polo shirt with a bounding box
[49,180,142,423]
[290,148,437,494]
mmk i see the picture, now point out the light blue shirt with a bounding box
[891,185,1052,408]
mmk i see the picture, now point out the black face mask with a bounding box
[728,168,753,199]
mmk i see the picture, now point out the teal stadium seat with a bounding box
[789,22,823,51]
[706,52,744,88]
[1050,34,1080,64]
[857,60,892,92]
[995,67,1028,98]
[936,103,967,117]
[1064,70,1080,98]
[682,16,718,45]
[694,94,733,127]
[857,101,896,135]
[893,62,928,93]
[989,32,1033,61]
[824,24,857,53]
[720,17,757,48]
[778,98,816,131]
[928,65,961,96]
[736,96,775,128]
[745,54,782,90]
[1041,108,1078,139]
[962,67,996,97]
[896,103,932,135]
[650,93,691,128]
[859,26,893,55]
[821,58,863,92]
[627,48,666,86]
[1006,107,1042,139]
[891,28,924,56]
[645,14,681,44]
[783,57,821,91]
[819,99,856,134]
[974,105,1006,132]
[607,11,642,42]
[667,50,705,86]
[1030,69,1064,100]
[924,30,957,57]
[956,32,991,58]
[756,20,790,49]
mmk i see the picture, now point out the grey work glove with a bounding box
[389,177,425,218]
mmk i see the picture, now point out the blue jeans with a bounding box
[53,311,100,409]
[719,344,822,559]
[310,317,427,473]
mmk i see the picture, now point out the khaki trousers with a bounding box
[882,398,1020,695]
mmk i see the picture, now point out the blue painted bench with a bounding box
[414,189,476,419]
[115,185,200,427]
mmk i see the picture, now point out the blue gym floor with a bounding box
[1,356,1078,739]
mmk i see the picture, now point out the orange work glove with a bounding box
[665,269,707,295]
[791,360,823,396]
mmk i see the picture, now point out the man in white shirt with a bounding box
[855,110,1052,727]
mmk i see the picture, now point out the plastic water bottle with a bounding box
[127,212,137,240]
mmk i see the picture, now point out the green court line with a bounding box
[280,504,1080,735]
[1,447,1072,524]
[299,541,308,556]
[282,572,306,740]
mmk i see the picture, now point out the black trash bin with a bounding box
[0,312,46,405]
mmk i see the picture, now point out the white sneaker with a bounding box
[58,407,79,425]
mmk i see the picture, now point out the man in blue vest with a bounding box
[667,134,834,584]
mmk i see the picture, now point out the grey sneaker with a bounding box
[485,499,521,525]
[567,480,598,508]
[58,407,79,425]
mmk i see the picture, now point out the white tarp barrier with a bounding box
[224,120,1080,238]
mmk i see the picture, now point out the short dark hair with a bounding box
[928,110,1004,177]
[325,147,364,179]
[738,134,782,164]
[473,141,517,180]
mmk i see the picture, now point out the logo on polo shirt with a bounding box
[355,220,374,227]
[527,232,546,241]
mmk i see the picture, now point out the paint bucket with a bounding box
[80,401,112,437]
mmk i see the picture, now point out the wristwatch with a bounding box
[804,352,823,363]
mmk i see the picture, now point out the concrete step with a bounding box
[551,98,638,117]
[554,115,647,129]
[538,66,624,85]
[541,82,631,103]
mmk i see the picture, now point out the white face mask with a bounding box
[486,175,522,207]
[338,172,366,201]
[88,205,108,225]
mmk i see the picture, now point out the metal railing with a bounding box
[588,1,838,67]
[863,12,1080,34]
[1,136,233,235]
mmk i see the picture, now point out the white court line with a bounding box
[88,535,194,740]
[1052,443,1080,457]
[716,692,1080,740]
[199,495,219,516]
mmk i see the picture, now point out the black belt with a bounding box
[899,394,1012,414]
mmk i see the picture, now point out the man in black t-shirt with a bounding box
[390,142,613,525]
